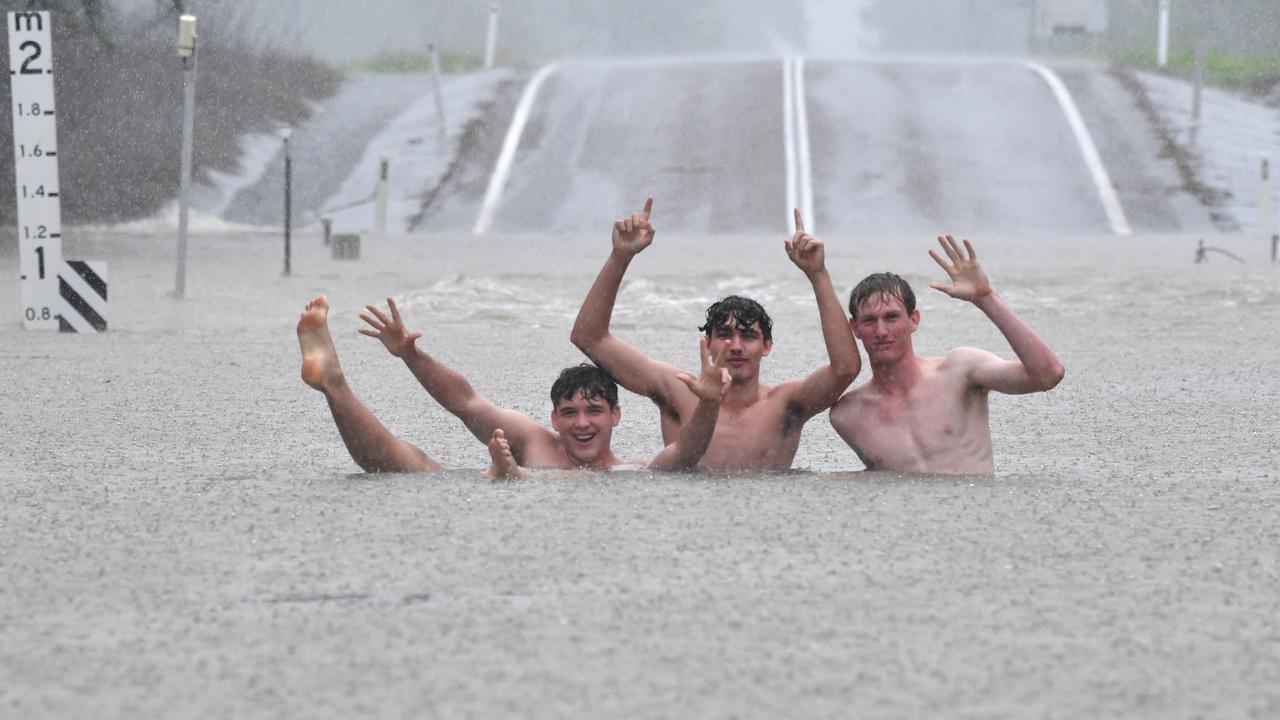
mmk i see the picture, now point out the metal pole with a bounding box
[1156,0,1171,67]
[321,217,332,246]
[283,131,292,276]
[428,42,446,136]
[175,16,198,299]
[484,2,499,69]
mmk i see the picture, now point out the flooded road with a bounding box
[1,227,1277,717]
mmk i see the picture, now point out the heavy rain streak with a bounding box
[1,0,1277,717]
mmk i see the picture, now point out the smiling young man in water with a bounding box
[570,199,860,470]
[297,295,730,475]
[829,235,1065,474]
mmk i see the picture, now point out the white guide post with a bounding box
[1260,154,1274,250]
[428,42,446,135]
[375,155,389,236]
[1157,0,1170,67]
[484,3,499,69]
[8,11,63,329]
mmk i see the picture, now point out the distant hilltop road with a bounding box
[374,58,1224,237]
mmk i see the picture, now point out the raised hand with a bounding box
[784,208,825,276]
[359,297,422,358]
[675,337,731,403]
[611,196,656,257]
[929,235,992,302]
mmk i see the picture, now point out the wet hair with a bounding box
[849,272,916,319]
[698,295,773,342]
[550,363,619,408]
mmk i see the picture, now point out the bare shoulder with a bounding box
[757,381,803,410]
[939,346,998,372]
[830,381,872,417]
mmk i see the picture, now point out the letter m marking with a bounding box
[13,12,44,32]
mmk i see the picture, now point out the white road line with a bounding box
[473,62,561,235]
[783,56,815,233]
[793,56,815,233]
[1024,60,1132,236]
[783,57,798,231]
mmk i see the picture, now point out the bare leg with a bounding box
[298,295,440,473]
[483,429,532,480]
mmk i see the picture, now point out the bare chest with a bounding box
[661,400,803,471]
[836,379,991,472]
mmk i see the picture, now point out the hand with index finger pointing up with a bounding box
[612,196,656,258]
[785,208,825,276]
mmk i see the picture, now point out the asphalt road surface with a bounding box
[457,57,1211,238]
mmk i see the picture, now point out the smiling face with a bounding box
[852,293,920,365]
[550,391,621,467]
[707,317,772,382]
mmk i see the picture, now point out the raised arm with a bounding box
[648,340,730,471]
[360,298,549,451]
[781,209,860,416]
[570,197,684,401]
[929,235,1065,394]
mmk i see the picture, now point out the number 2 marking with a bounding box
[19,41,42,74]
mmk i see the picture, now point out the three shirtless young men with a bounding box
[297,199,1064,477]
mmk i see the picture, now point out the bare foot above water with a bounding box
[484,429,532,480]
[298,295,345,393]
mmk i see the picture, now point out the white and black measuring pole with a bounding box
[175,14,197,298]
[484,2,499,69]
[8,10,107,332]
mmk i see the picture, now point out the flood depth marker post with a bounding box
[175,14,197,298]
[8,10,108,332]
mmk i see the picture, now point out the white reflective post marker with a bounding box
[484,3,499,69]
[1157,0,1170,68]
[1260,154,1274,251]
[8,11,62,329]
[375,155,389,236]
[428,42,446,135]
[175,14,197,298]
